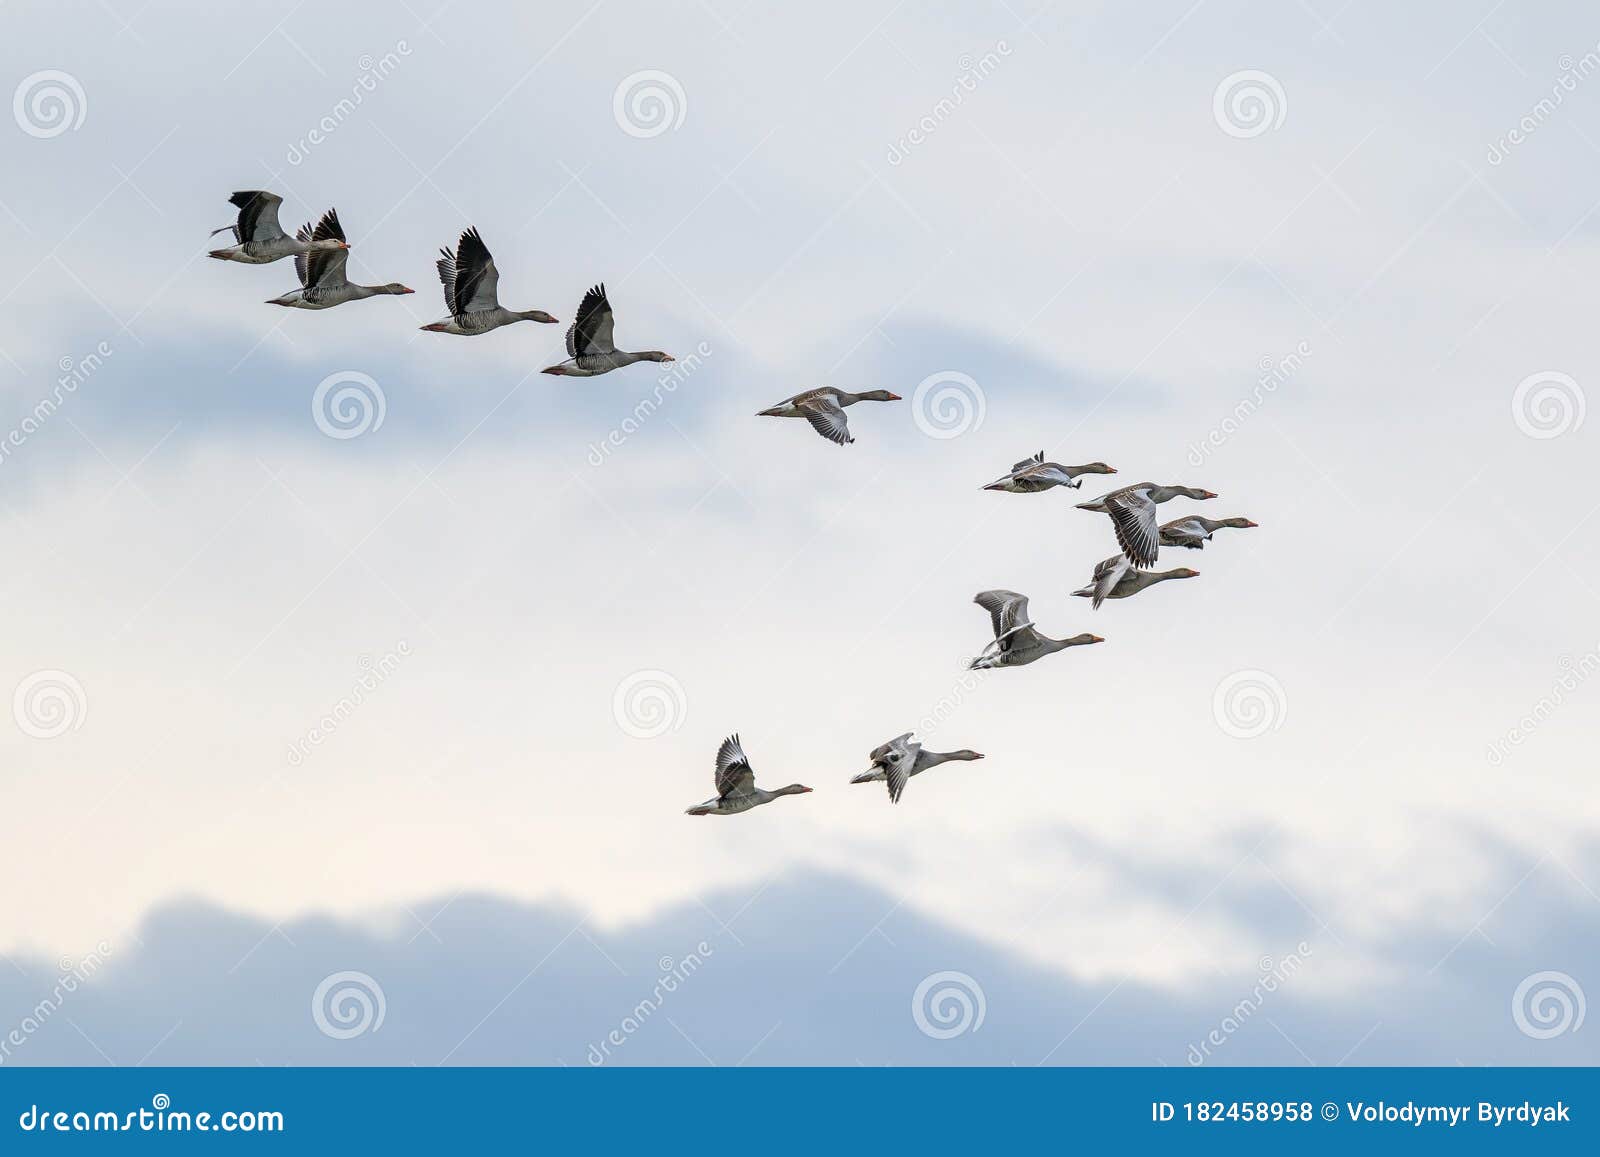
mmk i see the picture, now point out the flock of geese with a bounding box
[206,188,1258,817]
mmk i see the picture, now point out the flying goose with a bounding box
[209,191,347,265]
[1076,483,1217,568]
[1159,515,1257,549]
[1073,556,1199,607]
[266,210,414,309]
[685,734,813,816]
[542,284,673,375]
[849,732,983,803]
[756,388,902,445]
[421,227,557,335]
[968,589,1103,670]
[982,452,1117,492]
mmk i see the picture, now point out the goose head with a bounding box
[858,390,902,402]
[310,238,350,253]
[636,351,675,362]
[1067,633,1106,646]
[776,783,814,796]
[381,283,415,295]
[1075,462,1117,476]
[519,309,558,323]
[1223,517,1258,528]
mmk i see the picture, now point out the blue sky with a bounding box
[1,0,1597,1064]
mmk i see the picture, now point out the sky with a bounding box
[0,0,1597,1065]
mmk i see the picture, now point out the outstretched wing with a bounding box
[1089,554,1129,610]
[566,284,616,358]
[1159,517,1207,549]
[301,208,348,288]
[872,733,921,804]
[1010,450,1045,473]
[714,734,756,800]
[973,589,1039,649]
[799,398,853,445]
[1106,489,1160,568]
[444,227,500,317]
[229,190,285,244]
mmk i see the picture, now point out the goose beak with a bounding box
[339,241,351,249]
[1244,519,1259,527]
[400,287,415,294]
[887,392,903,401]
[1089,635,1105,644]
[1202,490,1218,499]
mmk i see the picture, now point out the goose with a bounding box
[756,388,902,445]
[1076,483,1217,568]
[982,452,1117,492]
[1073,555,1199,607]
[209,190,347,265]
[1159,515,1257,549]
[685,734,813,816]
[849,732,983,804]
[266,210,414,309]
[542,284,673,375]
[420,227,557,335]
[968,589,1103,670]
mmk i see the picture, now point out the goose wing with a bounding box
[798,397,853,445]
[1011,461,1074,491]
[973,589,1040,648]
[714,733,756,800]
[1159,517,1207,549]
[441,227,499,317]
[871,733,921,804]
[1089,554,1129,610]
[299,209,348,289]
[227,190,286,244]
[1105,488,1161,568]
[566,284,616,358]
[1009,450,1045,473]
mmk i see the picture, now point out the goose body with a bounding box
[1159,515,1257,549]
[421,227,557,336]
[983,452,1116,492]
[1073,556,1199,605]
[849,732,983,803]
[757,387,902,445]
[685,734,813,816]
[209,190,348,265]
[266,210,414,309]
[1076,482,1217,568]
[968,589,1102,669]
[542,284,672,375]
